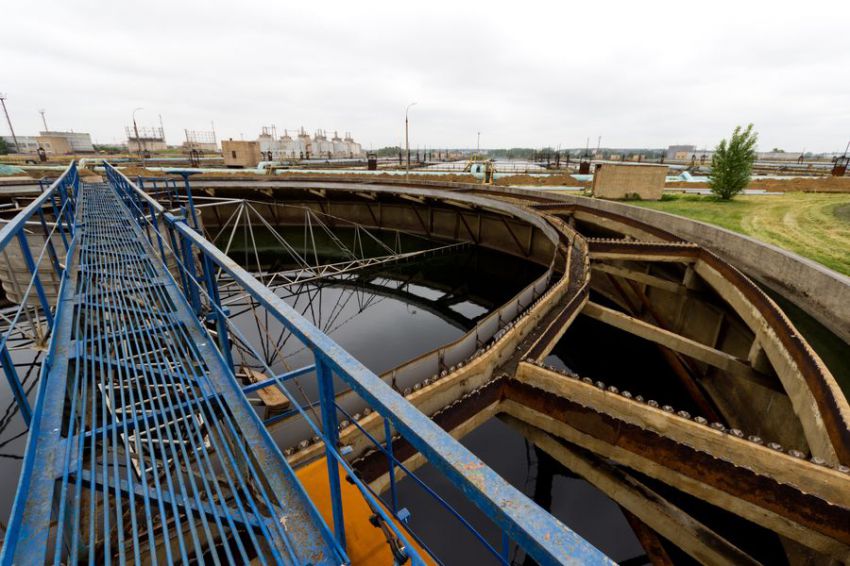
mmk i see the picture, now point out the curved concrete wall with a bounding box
[501,188,850,346]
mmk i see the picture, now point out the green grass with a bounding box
[632,193,850,276]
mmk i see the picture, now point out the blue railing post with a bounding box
[384,417,399,514]
[165,223,193,303]
[201,253,235,372]
[68,164,79,201]
[148,201,168,262]
[56,181,72,235]
[175,172,201,231]
[16,231,54,328]
[179,230,203,316]
[316,357,346,549]
[52,190,69,253]
[0,345,31,426]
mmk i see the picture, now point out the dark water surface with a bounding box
[1,230,848,564]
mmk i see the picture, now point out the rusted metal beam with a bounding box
[504,416,762,566]
[622,511,675,566]
[457,212,479,243]
[501,216,530,257]
[582,301,780,391]
[591,262,685,295]
[603,273,722,422]
[502,372,850,557]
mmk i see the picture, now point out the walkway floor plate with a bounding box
[2,183,340,565]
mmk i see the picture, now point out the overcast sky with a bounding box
[2,1,847,152]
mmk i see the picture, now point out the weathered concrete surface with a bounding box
[506,188,850,346]
[591,163,667,201]
[188,176,850,564]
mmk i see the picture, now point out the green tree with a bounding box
[709,124,758,200]
[0,137,8,155]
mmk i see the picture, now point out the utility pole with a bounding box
[477,131,480,154]
[39,109,49,131]
[0,94,19,151]
[405,102,417,181]
[132,107,145,167]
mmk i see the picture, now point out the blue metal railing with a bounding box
[105,161,612,565]
[0,162,78,427]
[3,172,343,564]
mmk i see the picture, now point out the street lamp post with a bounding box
[405,102,417,181]
[132,107,145,167]
[0,94,19,152]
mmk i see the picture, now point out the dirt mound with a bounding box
[119,166,168,178]
[749,176,850,193]
[495,174,589,187]
[667,176,850,193]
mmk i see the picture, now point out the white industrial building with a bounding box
[2,131,94,154]
[1,135,40,153]
[39,131,94,152]
[257,127,364,160]
[126,126,167,152]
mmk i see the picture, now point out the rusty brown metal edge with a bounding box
[583,236,850,463]
[501,379,850,545]
[525,283,590,360]
[695,247,850,463]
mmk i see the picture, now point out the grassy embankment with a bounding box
[631,192,850,277]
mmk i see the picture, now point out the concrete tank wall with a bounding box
[504,188,850,346]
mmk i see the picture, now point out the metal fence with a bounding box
[0,162,78,427]
[103,161,610,565]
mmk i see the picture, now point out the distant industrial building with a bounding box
[36,134,72,155]
[1,135,39,153]
[222,139,262,167]
[183,129,218,152]
[592,163,668,200]
[2,130,94,154]
[39,130,94,152]
[665,145,696,160]
[126,126,167,152]
[258,127,364,160]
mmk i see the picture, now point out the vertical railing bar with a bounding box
[0,345,31,425]
[384,417,399,514]
[316,356,347,549]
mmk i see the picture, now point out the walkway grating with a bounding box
[3,182,340,565]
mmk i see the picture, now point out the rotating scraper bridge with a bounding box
[0,161,847,565]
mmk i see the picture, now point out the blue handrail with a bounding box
[0,162,78,426]
[104,161,613,566]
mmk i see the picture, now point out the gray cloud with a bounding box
[2,0,847,152]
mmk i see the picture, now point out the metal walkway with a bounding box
[0,163,611,566]
[2,182,340,564]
